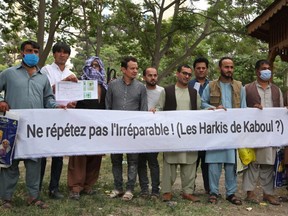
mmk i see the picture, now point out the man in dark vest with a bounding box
[157,64,201,202]
[243,60,283,205]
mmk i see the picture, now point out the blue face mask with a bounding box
[23,54,39,67]
[259,69,271,81]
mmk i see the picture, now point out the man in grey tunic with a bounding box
[0,40,62,209]
[243,60,283,205]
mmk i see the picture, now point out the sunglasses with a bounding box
[181,71,192,77]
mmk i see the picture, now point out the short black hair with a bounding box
[219,56,233,67]
[20,40,40,51]
[52,42,71,55]
[143,67,157,76]
[255,59,270,70]
[177,64,192,72]
[193,57,209,68]
[121,56,137,68]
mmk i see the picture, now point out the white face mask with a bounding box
[259,69,271,81]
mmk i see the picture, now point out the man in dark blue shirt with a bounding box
[188,57,210,194]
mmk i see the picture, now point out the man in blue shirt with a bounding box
[0,40,63,209]
[188,57,210,194]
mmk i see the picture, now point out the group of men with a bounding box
[0,40,286,209]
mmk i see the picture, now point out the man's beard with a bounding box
[147,81,157,86]
[221,70,232,79]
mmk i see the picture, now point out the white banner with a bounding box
[11,108,288,159]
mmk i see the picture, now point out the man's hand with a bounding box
[0,101,9,112]
[67,101,77,108]
[56,104,67,109]
[253,103,263,110]
[149,108,156,113]
[63,75,78,83]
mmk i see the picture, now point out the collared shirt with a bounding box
[188,78,209,96]
[105,77,148,111]
[255,81,284,107]
[41,62,75,86]
[0,64,57,109]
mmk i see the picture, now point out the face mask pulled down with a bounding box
[259,69,271,81]
[23,54,39,67]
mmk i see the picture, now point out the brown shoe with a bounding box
[182,193,200,202]
[263,194,280,205]
[245,191,259,204]
[162,192,172,202]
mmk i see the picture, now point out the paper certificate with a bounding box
[55,80,98,101]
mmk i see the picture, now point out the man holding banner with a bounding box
[201,57,246,205]
[243,60,283,205]
[0,40,63,209]
[158,64,201,202]
[138,67,163,199]
[106,56,148,201]
[188,57,210,194]
[40,42,77,200]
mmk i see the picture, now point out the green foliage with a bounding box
[0,0,287,88]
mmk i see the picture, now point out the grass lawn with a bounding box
[1,155,288,216]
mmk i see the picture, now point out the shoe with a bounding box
[122,191,134,201]
[244,191,259,204]
[139,190,149,198]
[263,194,280,205]
[69,191,80,200]
[162,192,172,202]
[182,193,200,202]
[49,190,64,199]
[151,193,160,200]
[27,198,49,209]
[109,190,124,198]
[226,194,242,205]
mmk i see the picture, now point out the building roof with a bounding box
[247,0,288,42]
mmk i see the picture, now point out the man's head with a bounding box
[176,64,192,87]
[121,56,138,80]
[218,57,234,80]
[143,67,158,88]
[193,57,209,81]
[20,40,40,68]
[1,139,10,149]
[255,60,271,82]
[52,42,71,66]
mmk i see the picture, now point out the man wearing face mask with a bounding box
[0,40,63,209]
[243,60,283,205]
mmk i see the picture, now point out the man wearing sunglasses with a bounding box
[157,64,201,202]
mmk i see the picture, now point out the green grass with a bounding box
[1,155,288,216]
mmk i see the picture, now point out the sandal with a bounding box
[226,194,242,205]
[208,194,218,204]
[27,199,49,209]
[122,191,134,201]
[109,190,124,198]
[2,200,12,209]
